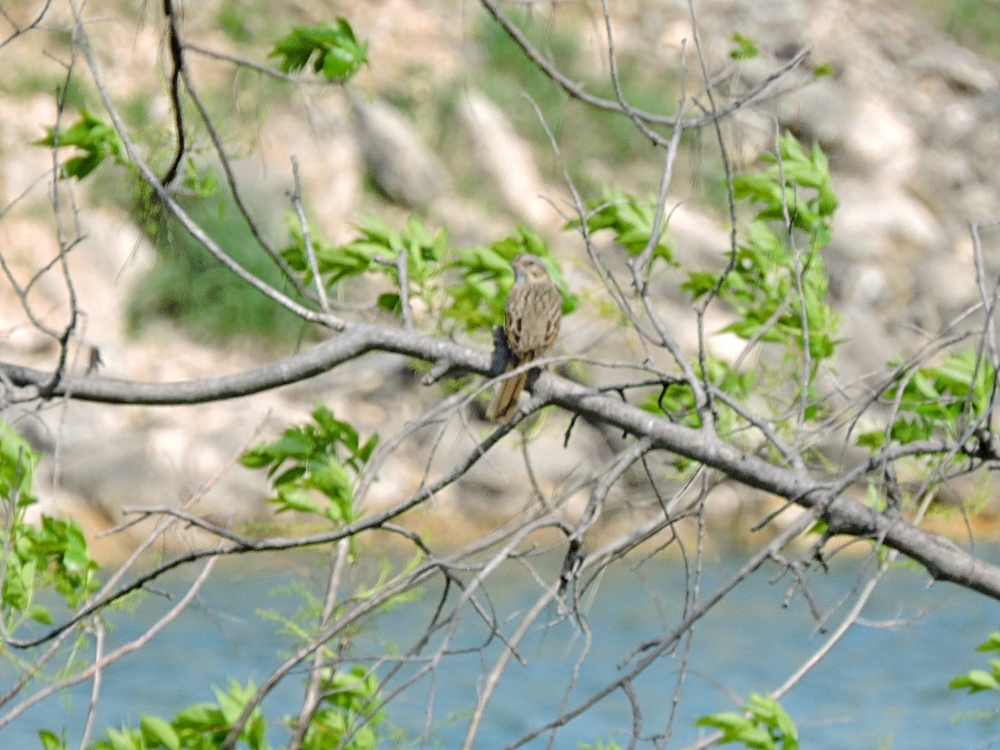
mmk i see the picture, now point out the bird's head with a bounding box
[511,254,552,284]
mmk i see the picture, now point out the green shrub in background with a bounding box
[127,189,310,345]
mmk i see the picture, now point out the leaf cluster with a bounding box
[858,349,995,450]
[297,665,385,750]
[240,405,378,524]
[269,19,368,82]
[282,214,448,316]
[641,356,755,433]
[283,215,577,334]
[0,423,99,631]
[695,693,799,750]
[446,225,577,331]
[70,667,383,750]
[730,32,759,61]
[949,632,1000,695]
[85,680,268,750]
[33,109,126,180]
[683,133,840,367]
[577,188,674,265]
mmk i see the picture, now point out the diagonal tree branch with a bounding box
[3,322,999,602]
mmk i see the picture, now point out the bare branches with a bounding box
[5,1,1000,747]
[0,0,52,52]
[290,156,330,314]
[0,555,219,731]
[478,0,811,130]
[4,316,1000,603]
[66,0,344,331]
[161,0,186,185]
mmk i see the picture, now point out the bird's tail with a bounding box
[486,363,528,422]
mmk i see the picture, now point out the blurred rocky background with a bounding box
[3,0,1000,559]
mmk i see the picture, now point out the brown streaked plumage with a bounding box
[487,254,563,421]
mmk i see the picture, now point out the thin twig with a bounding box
[290,155,330,313]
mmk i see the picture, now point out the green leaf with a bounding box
[269,19,367,82]
[730,32,759,60]
[272,465,307,487]
[696,693,797,750]
[813,62,835,79]
[274,487,323,515]
[358,434,379,462]
[242,406,375,526]
[37,729,66,750]
[212,681,246,725]
[949,669,1000,693]
[0,421,39,505]
[239,450,272,468]
[377,292,401,313]
[140,715,180,750]
[173,703,222,728]
[576,188,674,262]
[62,521,90,573]
[864,349,997,452]
[681,271,719,299]
[28,604,53,625]
[696,712,773,748]
[269,432,314,459]
[32,110,126,180]
[95,727,143,750]
[977,632,1000,653]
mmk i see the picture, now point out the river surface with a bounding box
[3,545,1000,749]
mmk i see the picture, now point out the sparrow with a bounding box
[486,254,562,421]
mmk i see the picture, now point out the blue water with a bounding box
[3,547,1000,749]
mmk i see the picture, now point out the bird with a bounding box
[486,254,563,421]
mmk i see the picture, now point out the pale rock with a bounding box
[668,204,732,269]
[351,95,450,209]
[914,48,998,94]
[0,95,58,206]
[458,90,562,228]
[841,96,920,183]
[942,101,979,141]
[709,332,749,364]
[775,78,852,147]
[247,95,361,244]
[831,176,945,260]
[848,264,889,307]
[916,254,978,324]
[957,184,1000,220]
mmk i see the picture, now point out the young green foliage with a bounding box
[283,213,449,316]
[949,631,1000,695]
[641,356,756,433]
[858,348,995,450]
[696,693,799,750]
[88,680,269,750]
[730,32,759,60]
[33,109,127,179]
[446,225,577,331]
[37,729,67,750]
[283,215,577,335]
[293,665,386,750]
[179,157,220,202]
[577,188,675,265]
[683,132,840,405]
[0,422,99,631]
[240,405,378,524]
[0,420,37,506]
[812,62,836,79]
[270,19,368,82]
